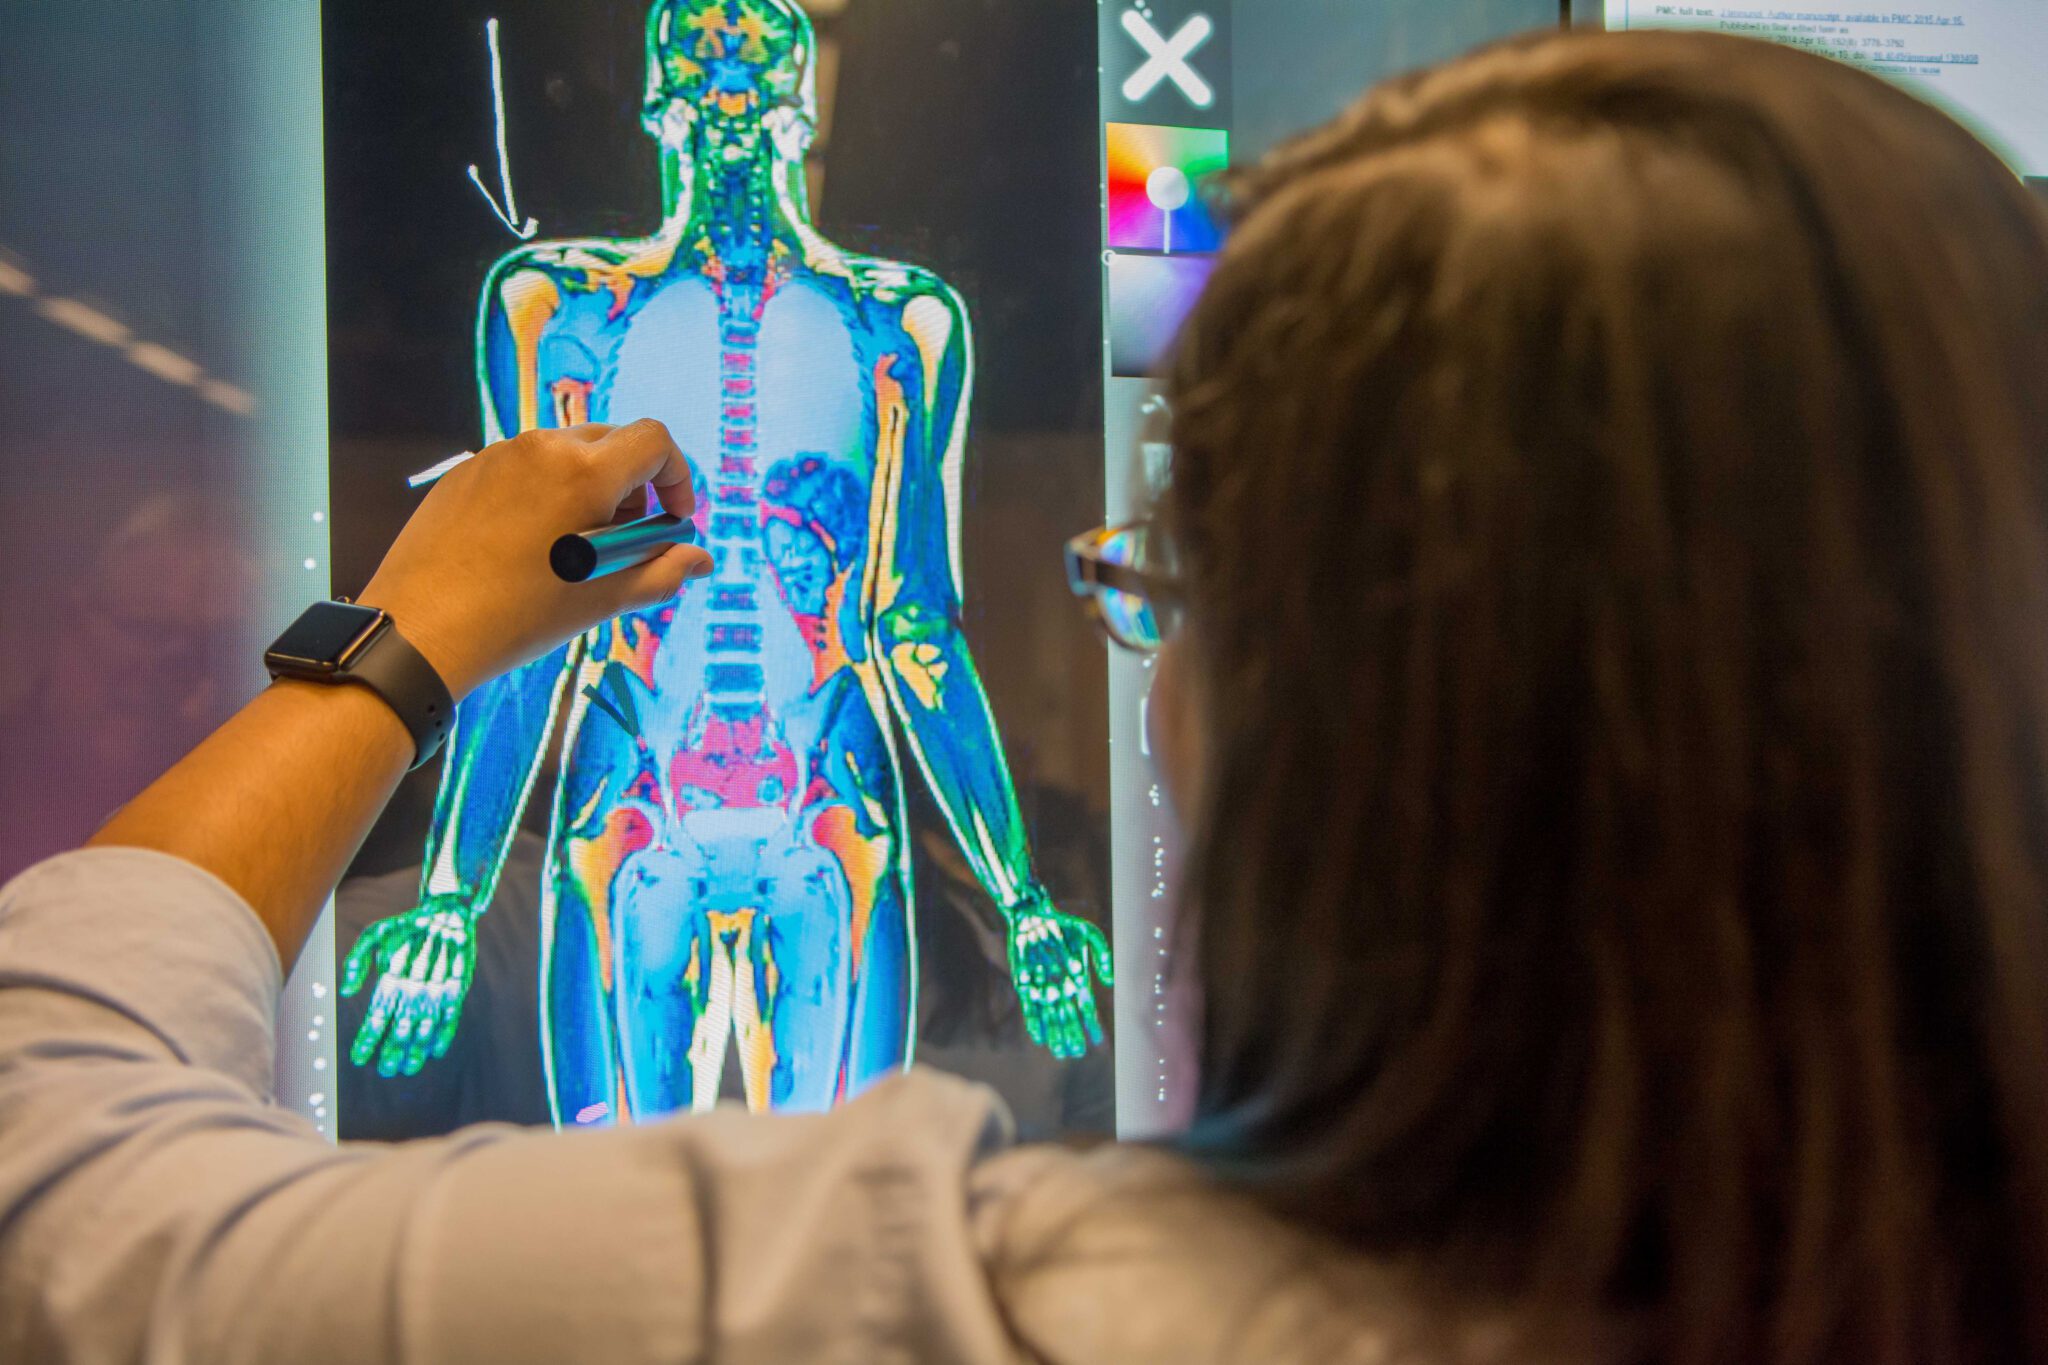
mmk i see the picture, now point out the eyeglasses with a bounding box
[1065,521,1184,654]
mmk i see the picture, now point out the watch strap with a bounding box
[344,622,455,770]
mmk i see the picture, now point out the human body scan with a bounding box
[341,0,1111,1123]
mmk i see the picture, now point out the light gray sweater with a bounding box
[0,848,1402,1364]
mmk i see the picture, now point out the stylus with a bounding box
[551,513,703,583]
[406,451,478,488]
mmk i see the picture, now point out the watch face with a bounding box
[266,601,386,671]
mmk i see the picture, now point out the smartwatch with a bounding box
[264,600,455,770]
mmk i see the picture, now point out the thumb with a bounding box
[602,542,714,616]
[339,935,378,994]
[1090,923,1116,985]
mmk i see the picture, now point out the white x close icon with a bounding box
[1120,10,1216,109]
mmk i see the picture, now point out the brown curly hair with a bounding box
[1167,27,2048,1365]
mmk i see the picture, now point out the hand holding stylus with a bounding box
[409,451,704,585]
[360,421,713,699]
[551,512,702,583]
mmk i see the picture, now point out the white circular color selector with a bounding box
[1146,164,1191,213]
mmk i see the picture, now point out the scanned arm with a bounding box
[342,269,608,1075]
[340,645,578,1076]
[868,283,1113,1059]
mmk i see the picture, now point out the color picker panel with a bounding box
[1106,122,1229,254]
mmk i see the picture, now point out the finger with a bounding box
[387,989,419,1048]
[414,984,446,1074]
[1058,993,1084,1055]
[378,1025,408,1079]
[389,964,427,1049]
[381,991,426,1078]
[350,1019,381,1068]
[339,933,378,995]
[353,979,397,1065]
[590,418,695,519]
[611,482,652,524]
[401,998,437,1077]
[430,957,466,1064]
[431,987,461,1060]
[350,1018,379,1068]
[434,950,467,1054]
[1082,922,1115,986]
[600,542,716,616]
[1051,1008,1079,1060]
[555,422,619,445]
[430,942,474,1061]
[1081,995,1105,1048]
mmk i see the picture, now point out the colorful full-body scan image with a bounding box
[341,0,1112,1124]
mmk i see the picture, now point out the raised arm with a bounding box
[865,279,1112,1059]
[339,264,585,1076]
[89,422,708,980]
[0,849,1006,1365]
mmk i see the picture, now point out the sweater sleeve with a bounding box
[0,849,1023,1364]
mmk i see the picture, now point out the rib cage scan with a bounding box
[341,0,1113,1122]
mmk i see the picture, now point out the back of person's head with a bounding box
[1163,27,2048,1365]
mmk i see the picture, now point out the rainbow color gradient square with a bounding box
[1106,122,1229,254]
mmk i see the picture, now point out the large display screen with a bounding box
[324,0,1116,1141]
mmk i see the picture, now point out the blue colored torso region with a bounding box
[493,243,926,1121]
